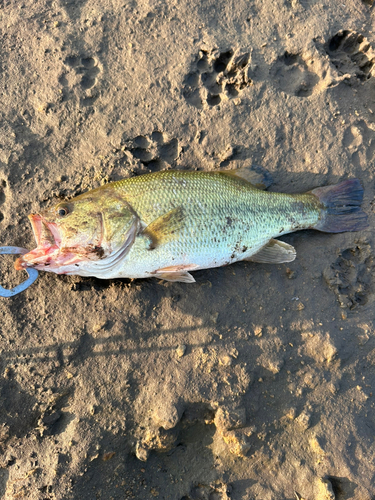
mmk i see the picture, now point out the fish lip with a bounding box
[14,214,62,270]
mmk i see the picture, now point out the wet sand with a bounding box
[0,0,374,498]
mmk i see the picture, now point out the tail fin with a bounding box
[311,179,368,233]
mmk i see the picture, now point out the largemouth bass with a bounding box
[15,168,368,283]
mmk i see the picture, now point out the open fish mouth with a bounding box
[15,213,108,273]
[15,214,68,271]
[29,214,61,248]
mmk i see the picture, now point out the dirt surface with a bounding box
[0,0,375,499]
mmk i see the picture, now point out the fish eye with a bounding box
[57,206,69,217]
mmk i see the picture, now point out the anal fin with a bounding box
[245,239,296,264]
[156,271,196,283]
[153,264,199,283]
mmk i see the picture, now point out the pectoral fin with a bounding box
[153,264,199,283]
[143,207,185,249]
[221,165,273,190]
[246,239,296,264]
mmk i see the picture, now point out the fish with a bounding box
[15,167,368,283]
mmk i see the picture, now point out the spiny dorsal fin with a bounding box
[220,165,273,190]
[245,239,296,264]
[142,207,185,249]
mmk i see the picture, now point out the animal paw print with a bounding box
[0,179,6,223]
[62,55,101,105]
[323,244,374,310]
[326,30,375,81]
[270,51,321,97]
[65,55,100,89]
[343,120,375,166]
[183,48,252,108]
[125,131,180,171]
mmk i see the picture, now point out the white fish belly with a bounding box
[80,234,271,280]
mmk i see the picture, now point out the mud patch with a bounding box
[0,376,39,449]
[0,1,375,499]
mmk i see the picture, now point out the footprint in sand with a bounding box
[326,30,375,81]
[343,120,375,167]
[61,55,101,105]
[183,48,252,108]
[125,131,180,171]
[270,51,322,97]
[323,243,374,311]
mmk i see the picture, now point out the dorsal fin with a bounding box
[220,165,273,190]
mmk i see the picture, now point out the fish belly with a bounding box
[111,235,269,280]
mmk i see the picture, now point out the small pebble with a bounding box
[135,442,149,462]
[176,344,186,357]
[286,267,296,279]
[154,404,180,430]
[295,410,311,430]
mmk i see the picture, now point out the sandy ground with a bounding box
[0,0,375,499]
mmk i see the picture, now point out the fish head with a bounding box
[15,189,138,274]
